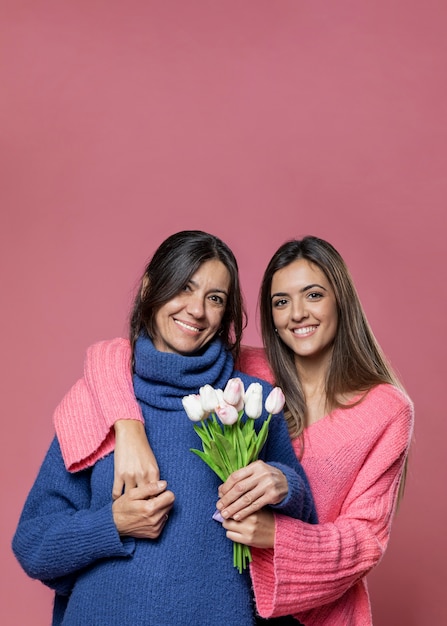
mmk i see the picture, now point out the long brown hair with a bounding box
[259,236,403,438]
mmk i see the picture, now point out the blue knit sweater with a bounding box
[13,336,316,626]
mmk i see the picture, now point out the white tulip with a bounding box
[264,387,285,415]
[244,382,263,419]
[182,394,207,422]
[199,384,220,413]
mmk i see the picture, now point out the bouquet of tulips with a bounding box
[182,378,285,573]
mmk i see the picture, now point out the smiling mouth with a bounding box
[174,319,202,333]
[292,325,318,336]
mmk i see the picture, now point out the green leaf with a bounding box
[235,424,248,468]
[193,425,212,450]
[213,433,237,474]
[190,448,227,482]
[250,414,272,462]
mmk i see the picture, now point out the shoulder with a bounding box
[355,383,414,440]
[236,345,274,384]
[84,337,131,368]
[361,383,413,415]
[86,337,130,358]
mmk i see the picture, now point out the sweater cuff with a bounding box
[267,461,303,519]
[250,546,277,618]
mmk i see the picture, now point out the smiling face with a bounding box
[271,258,338,366]
[152,259,231,355]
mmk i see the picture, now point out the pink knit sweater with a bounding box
[54,338,414,625]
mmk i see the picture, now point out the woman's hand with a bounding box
[222,508,275,549]
[112,481,175,539]
[216,460,289,521]
[113,420,160,500]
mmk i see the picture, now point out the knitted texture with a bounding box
[14,336,316,626]
[54,337,138,472]
[52,339,414,625]
[250,384,414,625]
[54,341,274,472]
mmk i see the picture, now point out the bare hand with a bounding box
[222,509,275,549]
[112,481,175,539]
[216,460,288,521]
[113,420,160,500]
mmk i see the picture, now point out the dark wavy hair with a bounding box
[129,230,246,363]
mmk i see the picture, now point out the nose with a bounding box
[186,293,205,318]
[291,297,308,321]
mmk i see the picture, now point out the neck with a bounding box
[294,352,331,426]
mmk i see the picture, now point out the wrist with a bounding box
[114,419,145,434]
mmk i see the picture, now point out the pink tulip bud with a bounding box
[264,387,285,415]
[216,403,239,425]
[199,384,219,413]
[244,382,263,419]
[182,394,207,422]
[223,377,245,411]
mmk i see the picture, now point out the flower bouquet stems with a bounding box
[182,379,284,573]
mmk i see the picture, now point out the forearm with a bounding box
[14,504,134,581]
[266,461,316,522]
[253,514,383,616]
[12,439,134,583]
[261,412,317,523]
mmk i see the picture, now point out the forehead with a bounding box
[271,259,330,291]
[191,259,231,289]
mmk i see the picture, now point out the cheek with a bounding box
[272,309,284,328]
[208,307,226,330]
[327,309,339,337]
[217,309,227,328]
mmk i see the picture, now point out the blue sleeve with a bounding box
[260,409,317,524]
[12,437,135,595]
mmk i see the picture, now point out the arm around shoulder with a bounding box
[54,338,144,472]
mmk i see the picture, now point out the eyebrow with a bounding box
[271,283,328,298]
[188,278,229,296]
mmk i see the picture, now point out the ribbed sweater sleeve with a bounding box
[54,338,143,472]
[11,437,134,596]
[250,385,414,623]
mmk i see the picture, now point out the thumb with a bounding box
[132,480,168,499]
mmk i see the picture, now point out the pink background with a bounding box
[1,2,445,624]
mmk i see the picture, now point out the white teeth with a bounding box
[175,320,201,333]
[293,326,317,335]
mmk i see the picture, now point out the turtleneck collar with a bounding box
[132,333,234,411]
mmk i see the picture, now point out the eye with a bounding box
[209,294,225,306]
[307,291,323,300]
[272,298,288,308]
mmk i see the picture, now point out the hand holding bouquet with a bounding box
[182,378,285,573]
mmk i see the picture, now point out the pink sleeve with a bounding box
[53,337,143,472]
[250,394,414,622]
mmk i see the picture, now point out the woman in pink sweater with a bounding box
[54,236,413,625]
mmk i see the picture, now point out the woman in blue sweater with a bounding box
[13,230,316,626]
